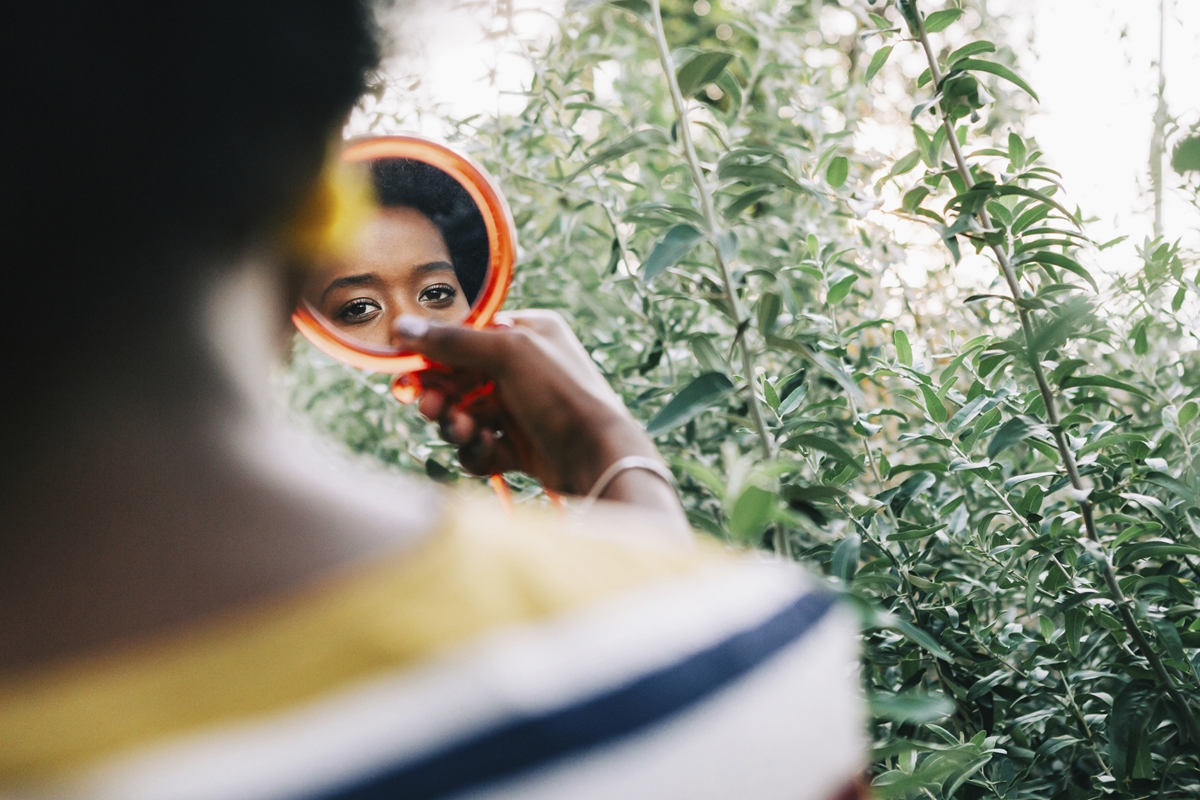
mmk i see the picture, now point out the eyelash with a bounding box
[336,298,382,325]
[419,284,457,307]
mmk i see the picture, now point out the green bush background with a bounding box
[283,0,1200,795]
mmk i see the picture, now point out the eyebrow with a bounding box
[321,272,378,300]
[411,260,456,278]
[320,262,456,300]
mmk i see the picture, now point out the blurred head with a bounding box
[0,2,381,446]
[302,158,487,344]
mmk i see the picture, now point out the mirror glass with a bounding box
[300,157,491,350]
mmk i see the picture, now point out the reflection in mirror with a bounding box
[302,158,490,348]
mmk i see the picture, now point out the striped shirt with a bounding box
[0,496,864,799]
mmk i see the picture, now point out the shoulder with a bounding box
[0,493,865,800]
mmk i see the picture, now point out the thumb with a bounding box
[392,315,511,373]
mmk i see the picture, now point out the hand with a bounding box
[392,310,685,523]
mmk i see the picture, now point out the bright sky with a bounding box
[1021,0,1200,256]
[357,1,1200,272]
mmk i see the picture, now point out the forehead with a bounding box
[356,206,451,266]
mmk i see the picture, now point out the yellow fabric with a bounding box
[0,496,716,782]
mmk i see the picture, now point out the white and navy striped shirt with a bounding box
[0,495,865,799]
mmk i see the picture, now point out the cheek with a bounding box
[445,297,471,324]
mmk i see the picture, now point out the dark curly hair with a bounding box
[371,158,490,305]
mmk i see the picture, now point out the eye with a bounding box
[418,284,457,308]
[336,298,383,325]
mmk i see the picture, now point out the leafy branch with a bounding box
[645,0,773,460]
[900,0,1200,748]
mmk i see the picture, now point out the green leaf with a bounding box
[826,273,858,304]
[778,380,808,416]
[764,335,864,404]
[946,40,996,67]
[922,8,962,33]
[782,484,845,503]
[919,385,947,422]
[912,125,933,164]
[646,371,734,436]
[889,523,947,541]
[1003,471,1057,491]
[718,162,813,197]
[676,51,735,97]
[1008,131,1027,169]
[574,128,669,174]
[722,187,773,220]
[951,58,1040,102]
[893,329,913,366]
[891,471,936,515]
[1115,542,1200,567]
[781,434,863,472]
[1061,374,1150,398]
[641,224,704,282]
[831,533,861,582]
[943,756,995,799]
[1172,134,1200,174]
[1019,251,1097,291]
[715,230,739,263]
[893,150,922,178]
[1152,617,1187,664]
[826,156,849,188]
[763,378,780,411]
[609,0,652,16]
[1108,681,1159,780]
[903,185,931,211]
[1064,607,1086,656]
[987,415,1044,459]
[728,484,776,543]
[1180,400,1199,426]
[865,45,893,83]
[946,393,989,433]
[882,613,953,661]
[757,291,782,334]
[870,692,955,723]
[690,336,727,374]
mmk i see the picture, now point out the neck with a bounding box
[0,260,439,673]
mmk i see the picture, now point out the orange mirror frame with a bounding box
[291,135,516,390]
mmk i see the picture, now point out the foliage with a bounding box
[284,0,1200,795]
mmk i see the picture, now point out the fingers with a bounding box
[457,429,523,476]
[418,388,447,421]
[438,407,478,446]
[497,309,567,333]
[393,315,522,374]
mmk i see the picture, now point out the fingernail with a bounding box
[394,315,429,339]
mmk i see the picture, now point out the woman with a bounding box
[0,3,865,798]
[304,159,488,343]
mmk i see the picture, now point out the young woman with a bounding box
[304,159,489,342]
[0,3,865,798]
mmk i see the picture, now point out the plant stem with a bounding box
[906,1,1200,746]
[1151,0,1168,239]
[646,0,773,461]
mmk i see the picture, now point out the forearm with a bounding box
[598,469,691,542]
[572,415,690,540]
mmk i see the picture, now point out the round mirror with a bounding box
[292,135,515,391]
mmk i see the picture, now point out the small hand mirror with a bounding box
[293,135,515,401]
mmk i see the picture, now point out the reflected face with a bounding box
[305,206,471,346]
